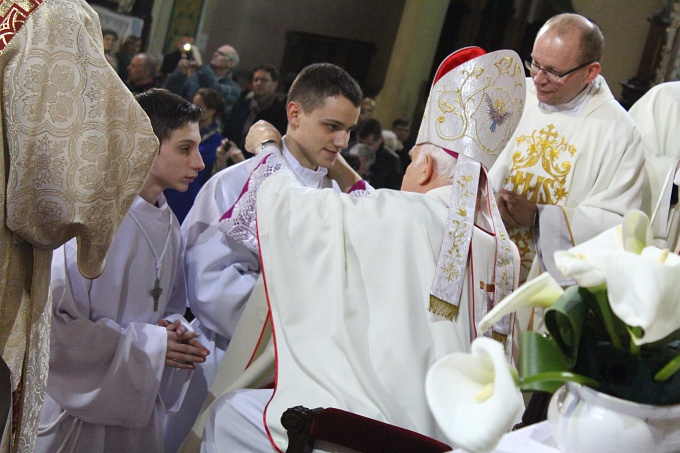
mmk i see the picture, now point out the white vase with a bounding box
[547,382,680,453]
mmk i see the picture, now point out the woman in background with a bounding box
[102,29,119,71]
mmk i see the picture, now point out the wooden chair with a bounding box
[282,406,452,453]
[0,357,11,445]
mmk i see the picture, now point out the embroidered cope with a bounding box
[0,1,157,451]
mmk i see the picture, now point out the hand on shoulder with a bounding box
[245,120,282,154]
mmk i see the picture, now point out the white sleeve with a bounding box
[159,233,194,414]
[182,168,261,343]
[47,241,167,428]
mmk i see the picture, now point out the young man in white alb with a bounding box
[36,89,210,453]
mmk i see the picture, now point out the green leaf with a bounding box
[519,331,572,392]
[519,371,601,393]
[583,285,627,351]
[544,285,588,366]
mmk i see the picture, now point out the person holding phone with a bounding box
[164,43,241,126]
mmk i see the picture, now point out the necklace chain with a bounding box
[128,206,173,311]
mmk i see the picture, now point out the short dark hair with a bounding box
[102,29,118,40]
[121,35,141,54]
[135,88,203,143]
[287,63,363,113]
[356,118,383,141]
[392,117,409,129]
[252,64,280,83]
[195,87,225,117]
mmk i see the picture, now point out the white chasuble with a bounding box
[629,81,680,252]
[489,76,644,283]
[254,170,519,451]
[169,144,337,452]
[0,1,157,451]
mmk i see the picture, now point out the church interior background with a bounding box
[88,0,680,138]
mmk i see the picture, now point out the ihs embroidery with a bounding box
[505,124,576,205]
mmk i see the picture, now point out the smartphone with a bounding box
[183,42,194,60]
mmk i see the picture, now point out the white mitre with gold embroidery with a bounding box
[416,46,525,169]
[417,47,525,343]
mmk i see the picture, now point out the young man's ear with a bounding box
[287,101,301,128]
[417,153,435,186]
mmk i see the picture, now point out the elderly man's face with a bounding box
[210,45,236,71]
[530,31,593,106]
[128,56,148,83]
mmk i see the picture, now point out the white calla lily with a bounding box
[621,208,654,254]
[554,225,623,288]
[426,337,523,453]
[594,245,680,345]
[479,272,564,332]
[554,210,680,345]
[556,211,654,288]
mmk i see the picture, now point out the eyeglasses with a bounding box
[524,59,594,83]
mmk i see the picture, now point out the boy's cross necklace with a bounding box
[128,207,173,311]
[151,279,163,311]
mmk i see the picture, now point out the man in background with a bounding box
[392,117,415,169]
[126,52,159,94]
[164,43,241,124]
[223,64,287,154]
[160,34,195,83]
[357,118,403,189]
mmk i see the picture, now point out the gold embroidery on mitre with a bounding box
[429,294,460,321]
[433,56,525,164]
[505,124,576,205]
[0,0,44,52]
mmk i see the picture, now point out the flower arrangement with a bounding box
[426,210,680,452]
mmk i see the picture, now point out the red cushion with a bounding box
[309,407,452,453]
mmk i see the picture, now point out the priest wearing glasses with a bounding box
[489,13,644,288]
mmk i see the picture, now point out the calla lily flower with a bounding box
[621,209,654,254]
[605,246,680,344]
[552,227,622,288]
[554,210,680,345]
[479,272,564,332]
[425,337,523,453]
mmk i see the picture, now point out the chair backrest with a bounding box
[282,406,452,453]
[0,357,11,444]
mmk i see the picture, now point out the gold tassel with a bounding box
[428,294,459,321]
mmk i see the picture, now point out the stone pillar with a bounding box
[373,0,451,129]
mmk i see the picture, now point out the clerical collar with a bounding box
[281,137,328,189]
[538,75,602,116]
